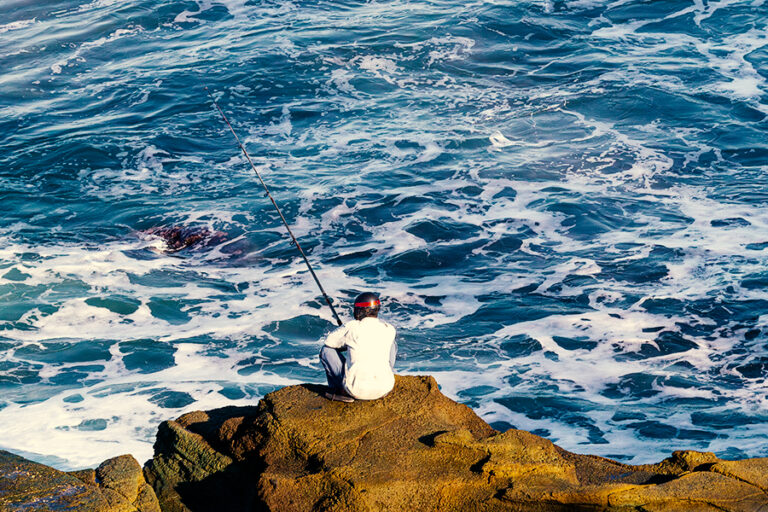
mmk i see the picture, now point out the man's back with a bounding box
[324,317,396,399]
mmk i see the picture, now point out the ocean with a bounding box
[1,0,767,470]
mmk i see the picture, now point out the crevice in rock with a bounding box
[470,453,491,474]
[642,473,679,485]
[418,430,449,447]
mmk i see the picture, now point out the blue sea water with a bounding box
[1,0,767,470]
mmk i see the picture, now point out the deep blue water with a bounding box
[1,0,767,469]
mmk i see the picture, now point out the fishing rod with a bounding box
[205,87,343,327]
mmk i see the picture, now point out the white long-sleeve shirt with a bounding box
[324,317,396,400]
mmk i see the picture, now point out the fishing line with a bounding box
[205,87,343,327]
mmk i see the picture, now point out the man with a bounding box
[319,292,397,403]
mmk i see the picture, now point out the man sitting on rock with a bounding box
[319,292,397,403]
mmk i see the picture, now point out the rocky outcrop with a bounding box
[143,375,768,512]
[1,376,765,511]
[0,451,160,512]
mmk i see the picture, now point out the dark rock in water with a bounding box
[143,375,768,511]
[144,226,227,253]
[0,451,160,512]
[710,217,751,228]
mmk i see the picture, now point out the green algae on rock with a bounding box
[0,451,160,512]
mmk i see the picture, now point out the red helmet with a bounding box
[354,292,380,320]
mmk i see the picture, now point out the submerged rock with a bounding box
[143,375,768,511]
[143,226,227,253]
[0,451,160,512]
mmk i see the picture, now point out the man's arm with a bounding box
[324,324,350,349]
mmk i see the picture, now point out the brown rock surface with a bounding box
[0,451,160,512]
[711,458,768,493]
[97,454,161,512]
[143,375,768,511]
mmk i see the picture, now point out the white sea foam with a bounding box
[175,0,251,23]
[0,344,302,469]
[0,18,37,34]
[691,0,750,25]
[76,0,122,12]
[394,36,475,67]
[587,4,768,110]
[80,144,203,200]
[489,130,515,148]
[50,26,143,74]
[427,36,475,66]
[329,68,356,93]
[718,76,762,97]
[697,28,768,102]
[175,9,203,23]
[356,56,399,85]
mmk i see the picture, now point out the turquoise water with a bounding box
[1,0,767,469]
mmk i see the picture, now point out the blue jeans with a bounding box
[320,342,397,391]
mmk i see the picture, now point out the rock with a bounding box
[0,450,110,512]
[143,375,768,511]
[70,468,98,485]
[608,472,767,512]
[711,458,768,493]
[638,449,720,474]
[0,451,160,512]
[143,226,227,253]
[97,455,161,512]
[142,409,256,512]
